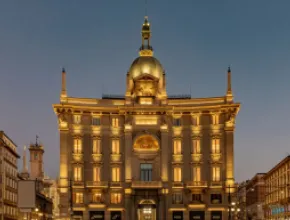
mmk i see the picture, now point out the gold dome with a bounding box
[128,56,164,80]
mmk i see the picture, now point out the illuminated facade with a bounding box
[264,156,290,219]
[53,17,240,220]
[0,131,20,220]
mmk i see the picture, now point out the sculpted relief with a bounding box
[133,135,159,151]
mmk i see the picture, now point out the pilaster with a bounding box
[58,111,70,217]
[161,124,169,182]
[124,124,132,182]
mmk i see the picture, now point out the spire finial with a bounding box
[60,67,67,100]
[226,65,233,102]
[22,145,28,173]
[35,135,39,146]
[139,15,153,57]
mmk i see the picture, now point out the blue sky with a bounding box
[0,1,290,182]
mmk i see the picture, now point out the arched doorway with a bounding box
[137,199,156,220]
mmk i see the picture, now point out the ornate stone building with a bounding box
[0,131,19,220]
[53,17,240,220]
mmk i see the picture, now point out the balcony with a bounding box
[92,154,102,162]
[86,181,108,188]
[172,182,184,188]
[211,153,222,162]
[110,181,122,188]
[72,153,83,162]
[131,181,163,189]
[191,153,202,163]
[210,181,223,187]
[172,154,183,163]
[111,154,122,162]
[186,181,207,188]
[72,181,84,187]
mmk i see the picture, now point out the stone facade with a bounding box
[0,131,20,220]
[53,17,240,220]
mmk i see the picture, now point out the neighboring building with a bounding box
[18,179,53,220]
[53,16,240,220]
[43,177,60,219]
[17,142,54,219]
[0,131,20,220]
[264,156,290,219]
[237,181,248,220]
[246,173,265,220]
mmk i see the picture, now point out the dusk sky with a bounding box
[1,1,290,182]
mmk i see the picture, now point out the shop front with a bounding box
[210,211,222,220]
[172,211,183,220]
[189,211,205,220]
[90,211,105,220]
[111,211,122,220]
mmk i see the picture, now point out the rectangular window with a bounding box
[212,139,220,154]
[74,167,82,181]
[74,115,81,124]
[73,138,82,154]
[112,167,120,182]
[140,164,153,181]
[173,118,181,126]
[192,167,201,182]
[172,192,183,204]
[93,167,101,182]
[93,139,101,154]
[173,167,182,182]
[112,118,119,127]
[192,194,202,203]
[92,193,102,203]
[212,114,219,125]
[111,193,122,204]
[92,117,101,126]
[212,167,220,181]
[75,192,83,204]
[173,139,182,154]
[192,139,201,154]
[211,194,222,204]
[112,139,120,154]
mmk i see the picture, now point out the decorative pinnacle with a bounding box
[62,67,66,73]
[228,65,231,73]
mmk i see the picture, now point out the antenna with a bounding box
[36,135,39,146]
[145,0,148,16]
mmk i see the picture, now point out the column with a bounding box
[124,125,132,182]
[161,125,169,182]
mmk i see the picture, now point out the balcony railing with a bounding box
[210,181,223,187]
[211,153,222,162]
[86,181,108,188]
[172,182,184,188]
[72,181,84,187]
[92,154,102,162]
[186,181,207,188]
[110,154,122,162]
[191,153,202,163]
[172,154,183,163]
[72,153,83,162]
[110,181,122,188]
[131,181,163,189]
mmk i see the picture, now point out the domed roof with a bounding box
[128,56,164,80]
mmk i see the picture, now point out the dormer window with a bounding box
[173,118,181,126]
[92,117,101,126]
